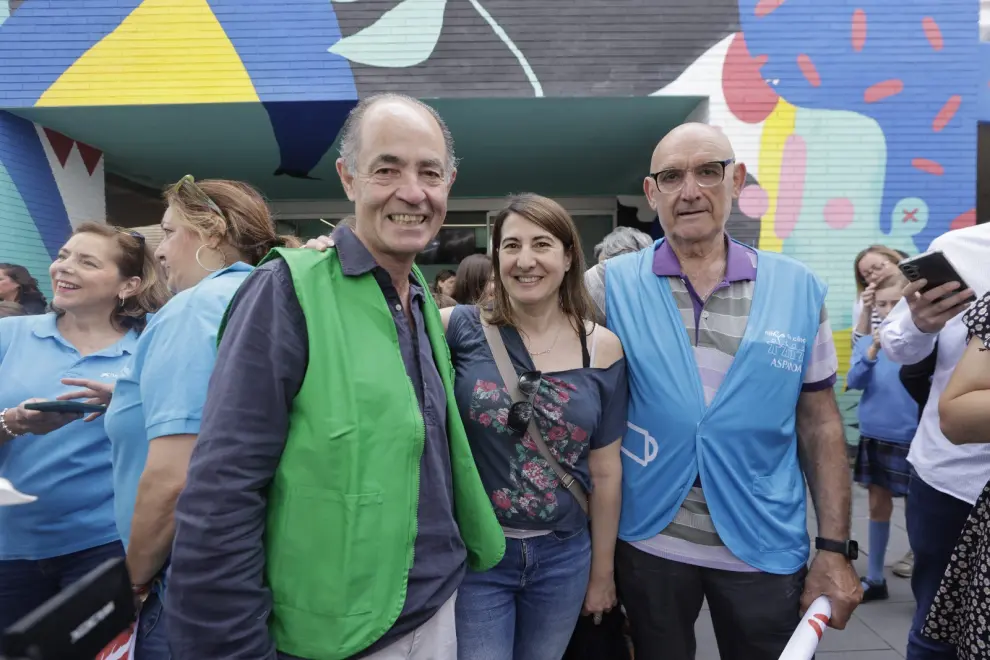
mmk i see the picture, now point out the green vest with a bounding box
[222,248,505,660]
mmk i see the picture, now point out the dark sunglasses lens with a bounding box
[507,402,533,434]
[518,371,541,396]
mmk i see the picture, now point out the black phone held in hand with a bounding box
[898,251,977,304]
[24,401,107,415]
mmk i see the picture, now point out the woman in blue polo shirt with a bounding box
[0,222,167,632]
[63,176,298,659]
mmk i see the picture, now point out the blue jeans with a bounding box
[0,541,124,632]
[456,527,591,660]
[906,475,973,660]
[136,586,171,660]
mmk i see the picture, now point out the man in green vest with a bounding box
[166,93,505,660]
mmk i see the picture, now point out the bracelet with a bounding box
[0,408,18,439]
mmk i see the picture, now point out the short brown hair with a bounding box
[53,222,170,331]
[486,193,594,334]
[164,178,300,265]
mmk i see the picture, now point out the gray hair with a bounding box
[338,93,458,179]
[594,226,654,262]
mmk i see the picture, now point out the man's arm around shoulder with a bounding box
[166,261,308,659]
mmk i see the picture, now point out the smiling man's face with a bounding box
[644,123,746,246]
[336,98,456,266]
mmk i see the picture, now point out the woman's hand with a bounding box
[582,571,618,623]
[861,283,877,309]
[58,378,114,421]
[303,235,335,251]
[3,399,82,437]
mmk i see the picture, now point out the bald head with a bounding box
[650,122,734,172]
[643,122,746,248]
[338,93,457,177]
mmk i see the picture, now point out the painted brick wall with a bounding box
[0,111,104,299]
[0,0,981,440]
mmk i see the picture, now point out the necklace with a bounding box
[523,325,562,356]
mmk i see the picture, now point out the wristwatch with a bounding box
[815,537,859,560]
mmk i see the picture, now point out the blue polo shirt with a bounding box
[105,263,252,548]
[0,313,137,560]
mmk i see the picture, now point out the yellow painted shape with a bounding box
[833,328,852,377]
[38,0,259,107]
[756,99,797,254]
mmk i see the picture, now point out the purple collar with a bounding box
[652,236,757,282]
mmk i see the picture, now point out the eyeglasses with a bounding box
[649,158,735,194]
[507,370,542,435]
[173,174,225,219]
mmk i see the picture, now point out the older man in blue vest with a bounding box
[589,123,862,660]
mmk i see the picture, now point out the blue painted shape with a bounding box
[0,112,71,260]
[738,0,978,251]
[266,100,356,179]
[0,0,143,106]
[979,43,990,122]
[207,0,357,103]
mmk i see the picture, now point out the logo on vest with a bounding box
[764,330,806,374]
[621,422,659,467]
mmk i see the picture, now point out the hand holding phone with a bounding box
[24,401,107,415]
[898,251,976,334]
[3,399,86,438]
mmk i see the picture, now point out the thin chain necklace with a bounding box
[523,324,563,357]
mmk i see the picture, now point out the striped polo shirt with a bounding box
[595,238,838,572]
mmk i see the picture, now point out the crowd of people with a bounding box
[0,92,988,660]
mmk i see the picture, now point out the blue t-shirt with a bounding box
[847,335,919,444]
[0,314,138,560]
[105,264,252,548]
[446,305,628,535]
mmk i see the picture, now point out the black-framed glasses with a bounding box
[649,158,735,194]
[173,174,225,219]
[507,370,542,435]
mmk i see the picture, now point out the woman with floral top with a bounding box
[921,291,990,658]
[440,194,627,660]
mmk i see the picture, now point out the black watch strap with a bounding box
[815,537,859,560]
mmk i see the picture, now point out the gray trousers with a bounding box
[362,592,458,660]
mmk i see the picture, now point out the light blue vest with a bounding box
[605,241,827,574]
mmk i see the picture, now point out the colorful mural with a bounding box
[0,112,103,297]
[0,0,981,439]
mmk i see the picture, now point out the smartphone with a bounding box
[24,401,107,415]
[897,250,977,304]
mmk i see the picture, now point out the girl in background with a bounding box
[846,270,918,601]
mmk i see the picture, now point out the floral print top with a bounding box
[446,305,628,534]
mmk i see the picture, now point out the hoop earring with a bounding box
[195,245,227,273]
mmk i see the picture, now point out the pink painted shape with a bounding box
[823,198,855,229]
[950,209,976,230]
[774,134,807,240]
[797,54,821,87]
[738,184,769,218]
[851,9,867,52]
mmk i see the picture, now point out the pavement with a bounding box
[694,484,916,659]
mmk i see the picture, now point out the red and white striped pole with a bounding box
[778,596,832,660]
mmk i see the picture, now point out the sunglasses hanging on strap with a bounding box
[481,321,590,517]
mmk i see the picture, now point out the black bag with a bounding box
[563,607,631,660]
